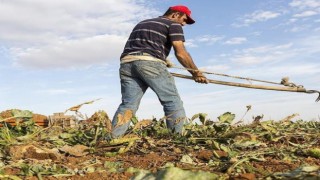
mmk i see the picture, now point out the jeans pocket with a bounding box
[119,63,132,79]
[136,62,166,79]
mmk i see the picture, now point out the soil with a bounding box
[0,109,48,127]
[24,146,58,161]
[1,109,320,179]
[252,157,299,173]
[19,149,317,180]
[3,142,320,180]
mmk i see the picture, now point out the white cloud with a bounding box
[224,37,247,45]
[288,18,298,23]
[289,0,320,20]
[242,43,293,54]
[0,0,155,44]
[220,35,320,87]
[299,35,320,54]
[293,10,318,17]
[0,0,158,68]
[288,25,310,32]
[234,10,281,27]
[229,62,320,88]
[231,43,296,65]
[289,0,320,9]
[200,65,231,73]
[187,35,224,47]
[185,40,198,48]
[11,34,127,68]
[197,35,224,44]
[268,64,320,76]
[231,55,261,65]
[252,32,262,36]
[253,11,281,20]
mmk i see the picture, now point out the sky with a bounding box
[1,0,319,122]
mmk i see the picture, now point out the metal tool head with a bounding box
[306,90,320,102]
[312,91,320,102]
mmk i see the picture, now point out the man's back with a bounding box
[121,17,185,61]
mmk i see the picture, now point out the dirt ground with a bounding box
[3,142,320,180]
[1,109,320,179]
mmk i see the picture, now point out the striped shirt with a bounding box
[120,16,185,61]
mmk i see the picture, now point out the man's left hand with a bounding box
[193,72,208,84]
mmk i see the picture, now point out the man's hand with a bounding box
[192,71,208,84]
[171,41,208,84]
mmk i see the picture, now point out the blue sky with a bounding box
[1,0,319,122]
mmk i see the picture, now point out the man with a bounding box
[112,5,208,138]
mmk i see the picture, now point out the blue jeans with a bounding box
[111,60,186,137]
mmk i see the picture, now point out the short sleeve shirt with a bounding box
[120,16,185,61]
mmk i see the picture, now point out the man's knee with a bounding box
[111,109,134,137]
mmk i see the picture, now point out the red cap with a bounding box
[170,5,195,24]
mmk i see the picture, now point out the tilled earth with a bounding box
[2,141,320,180]
[1,110,320,180]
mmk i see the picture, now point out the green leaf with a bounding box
[11,110,33,119]
[260,122,277,133]
[217,112,235,124]
[131,116,138,125]
[83,166,95,173]
[59,133,74,139]
[0,175,22,180]
[212,141,220,150]
[109,136,140,145]
[307,148,320,159]
[132,167,221,180]
[220,144,231,153]
[104,161,123,169]
[191,113,207,124]
[180,155,195,164]
[233,140,267,149]
[104,152,118,157]
[300,166,319,172]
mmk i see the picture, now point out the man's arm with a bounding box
[172,40,208,84]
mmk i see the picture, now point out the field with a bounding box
[0,109,320,180]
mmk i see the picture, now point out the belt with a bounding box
[121,52,166,65]
[128,52,150,56]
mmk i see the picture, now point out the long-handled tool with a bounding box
[170,66,320,102]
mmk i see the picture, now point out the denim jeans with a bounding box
[111,60,186,137]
